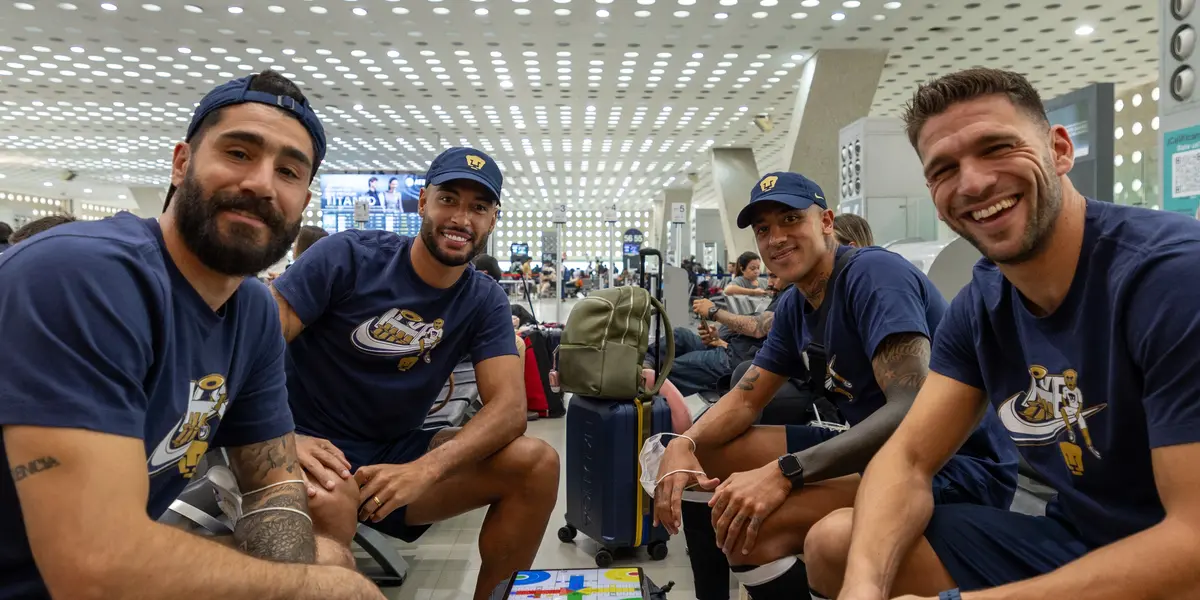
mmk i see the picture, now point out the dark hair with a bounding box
[293,225,328,259]
[0,221,11,243]
[734,251,761,276]
[472,254,504,281]
[903,68,1049,150]
[833,213,875,247]
[368,177,378,185]
[10,214,77,245]
[389,177,399,186]
[165,70,311,211]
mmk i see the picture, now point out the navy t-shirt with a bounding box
[931,199,1200,549]
[755,246,1018,508]
[273,231,518,442]
[0,213,294,598]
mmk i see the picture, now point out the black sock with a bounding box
[730,557,808,600]
[681,501,731,600]
[808,589,832,600]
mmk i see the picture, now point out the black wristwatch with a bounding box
[707,305,720,320]
[938,590,962,600]
[777,454,805,489]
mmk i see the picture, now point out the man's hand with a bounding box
[709,462,791,556]
[354,462,439,523]
[699,323,727,348]
[692,298,716,318]
[295,434,352,497]
[652,439,720,535]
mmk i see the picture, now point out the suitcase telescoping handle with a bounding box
[638,247,663,299]
[638,247,670,381]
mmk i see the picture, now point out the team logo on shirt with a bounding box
[351,307,446,371]
[997,365,1106,476]
[147,374,231,479]
[825,356,854,401]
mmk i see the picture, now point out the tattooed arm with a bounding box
[714,309,776,339]
[226,434,316,564]
[673,365,790,453]
[789,333,932,484]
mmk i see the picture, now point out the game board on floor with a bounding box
[506,568,645,600]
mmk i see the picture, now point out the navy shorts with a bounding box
[298,426,441,543]
[924,504,1090,590]
[783,425,1011,507]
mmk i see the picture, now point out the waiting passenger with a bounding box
[804,68,1200,600]
[723,251,768,296]
[0,71,383,599]
[653,171,1018,599]
[8,214,78,246]
[270,147,558,600]
[0,221,11,252]
[832,213,874,248]
[293,225,329,260]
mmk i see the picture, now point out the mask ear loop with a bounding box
[645,433,705,487]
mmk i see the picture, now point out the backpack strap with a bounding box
[805,248,858,388]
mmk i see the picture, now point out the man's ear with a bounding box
[171,142,192,187]
[418,186,428,217]
[819,207,836,235]
[1050,123,1076,177]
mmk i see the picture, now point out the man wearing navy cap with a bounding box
[653,171,1018,600]
[0,70,384,599]
[271,146,558,600]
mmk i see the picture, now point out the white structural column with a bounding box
[657,187,692,265]
[779,49,889,209]
[710,147,759,259]
[129,186,167,217]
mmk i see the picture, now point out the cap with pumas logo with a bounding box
[425,147,503,205]
[736,171,828,229]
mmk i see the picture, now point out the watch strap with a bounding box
[938,589,962,600]
[707,305,720,319]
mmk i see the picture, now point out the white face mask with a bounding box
[638,433,706,498]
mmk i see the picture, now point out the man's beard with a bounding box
[418,216,489,267]
[955,153,1063,266]
[173,168,301,277]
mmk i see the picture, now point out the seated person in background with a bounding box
[832,213,874,248]
[0,72,382,599]
[723,251,768,296]
[8,214,78,246]
[0,221,10,252]
[805,68,1200,600]
[473,253,527,363]
[653,171,1018,600]
[271,147,559,600]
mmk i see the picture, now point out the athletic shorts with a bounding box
[924,504,1091,590]
[297,425,440,543]
[783,425,1011,508]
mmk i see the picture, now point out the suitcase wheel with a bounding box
[557,524,577,543]
[594,548,614,568]
[648,541,669,561]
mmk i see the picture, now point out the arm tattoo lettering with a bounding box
[10,456,61,482]
[717,310,775,338]
[871,334,932,403]
[736,366,762,391]
[227,435,315,564]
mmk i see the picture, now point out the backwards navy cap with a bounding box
[164,74,326,210]
[736,171,829,229]
[425,147,503,205]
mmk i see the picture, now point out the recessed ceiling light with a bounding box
[872,13,885,20]
[433,6,450,14]
[843,0,860,6]
[353,7,367,15]
[1074,24,1094,36]
[635,9,651,16]
[596,8,610,16]
[310,6,327,14]
[515,7,530,14]
[57,2,77,9]
[679,0,696,4]
[13,1,34,8]
[227,6,242,14]
[801,0,819,6]
[761,0,778,5]
[392,6,408,13]
[267,5,285,12]
[43,182,52,187]
[184,4,202,12]
[555,8,570,14]
[674,10,689,16]
[882,1,900,7]
[719,0,737,5]
[831,11,845,20]
[100,2,117,10]
[714,11,728,18]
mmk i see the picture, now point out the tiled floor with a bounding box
[365,416,732,600]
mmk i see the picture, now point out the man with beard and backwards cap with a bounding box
[270,147,559,600]
[0,70,385,600]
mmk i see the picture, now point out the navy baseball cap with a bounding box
[426,147,503,205]
[736,171,829,229]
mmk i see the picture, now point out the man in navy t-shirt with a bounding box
[0,72,383,599]
[271,147,558,600]
[653,171,1018,599]
[805,68,1200,600]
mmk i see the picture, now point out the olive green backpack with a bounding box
[556,286,675,400]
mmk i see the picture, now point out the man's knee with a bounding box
[804,508,855,593]
[308,475,360,545]
[499,436,560,494]
[316,534,357,569]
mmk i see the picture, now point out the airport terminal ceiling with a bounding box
[0,0,1160,212]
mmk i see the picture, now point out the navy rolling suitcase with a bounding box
[558,394,673,566]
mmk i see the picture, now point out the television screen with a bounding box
[510,242,530,258]
[317,173,425,235]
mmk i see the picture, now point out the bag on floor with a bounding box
[556,282,675,401]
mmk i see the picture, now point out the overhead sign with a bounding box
[622,228,645,256]
[670,202,687,224]
[352,199,371,223]
[603,202,620,222]
[550,203,569,223]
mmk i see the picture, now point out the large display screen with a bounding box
[317,173,425,235]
